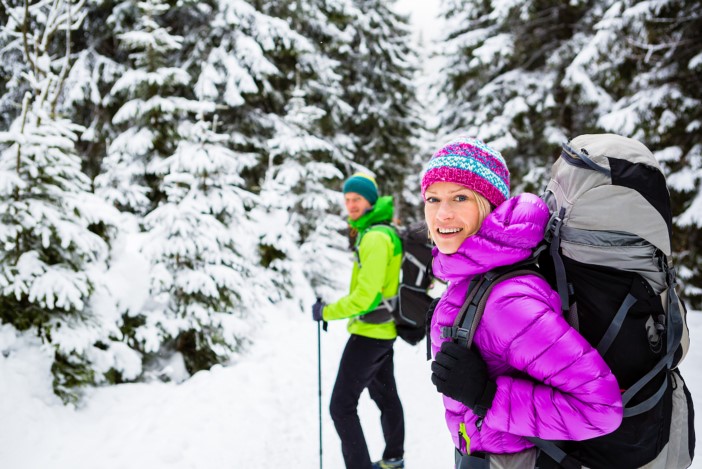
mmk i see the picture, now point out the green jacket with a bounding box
[323,196,402,339]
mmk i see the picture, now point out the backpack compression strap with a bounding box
[546,205,684,416]
[547,207,571,312]
[619,266,684,417]
[579,262,684,417]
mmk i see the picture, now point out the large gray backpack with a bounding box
[448,134,695,468]
[541,133,694,468]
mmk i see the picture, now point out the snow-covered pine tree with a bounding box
[94,0,282,377]
[563,0,702,307]
[435,0,701,305]
[95,0,212,215]
[190,0,355,300]
[185,0,318,185]
[262,0,358,169]
[60,1,126,185]
[0,0,29,132]
[339,0,424,216]
[434,0,603,191]
[139,117,266,375]
[238,0,362,299]
[0,0,128,402]
[259,76,348,301]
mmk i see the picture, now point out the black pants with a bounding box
[330,334,405,469]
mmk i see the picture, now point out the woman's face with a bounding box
[424,182,489,254]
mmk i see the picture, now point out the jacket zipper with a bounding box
[458,422,471,454]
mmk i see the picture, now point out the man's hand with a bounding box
[312,298,325,322]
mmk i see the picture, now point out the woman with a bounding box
[423,137,623,468]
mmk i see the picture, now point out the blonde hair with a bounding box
[463,189,492,237]
[473,190,492,226]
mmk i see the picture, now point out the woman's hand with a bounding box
[431,341,497,416]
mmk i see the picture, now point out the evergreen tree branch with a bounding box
[22,0,38,78]
[14,92,31,195]
[626,37,697,63]
[647,14,702,24]
[1,0,23,28]
[40,0,63,52]
[48,0,75,114]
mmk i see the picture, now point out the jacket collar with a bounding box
[349,196,394,232]
[432,193,549,283]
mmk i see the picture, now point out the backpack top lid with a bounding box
[548,133,673,255]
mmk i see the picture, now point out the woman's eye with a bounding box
[425,197,439,203]
[455,195,469,202]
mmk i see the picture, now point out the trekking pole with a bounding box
[317,317,323,469]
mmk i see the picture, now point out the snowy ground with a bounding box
[1,304,700,469]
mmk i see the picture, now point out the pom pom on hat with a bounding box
[343,172,379,205]
[421,137,510,207]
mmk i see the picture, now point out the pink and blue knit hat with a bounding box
[421,137,510,207]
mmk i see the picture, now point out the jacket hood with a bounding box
[349,195,394,232]
[432,193,549,282]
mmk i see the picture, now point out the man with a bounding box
[312,173,405,469]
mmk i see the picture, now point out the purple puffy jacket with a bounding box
[430,193,623,455]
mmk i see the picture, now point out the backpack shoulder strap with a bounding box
[441,245,546,348]
[441,267,544,348]
[365,223,402,256]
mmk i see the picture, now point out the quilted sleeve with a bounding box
[476,275,624,441]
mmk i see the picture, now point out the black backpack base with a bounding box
[395,285,433,345]
[560,257,669,394]
[539,369,694,469]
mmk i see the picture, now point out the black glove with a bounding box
[312,298,325,322]
[431,341,497,416]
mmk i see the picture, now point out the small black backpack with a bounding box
[368,221,435,345]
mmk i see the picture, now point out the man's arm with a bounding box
[323,230,390,321]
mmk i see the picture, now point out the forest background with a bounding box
[0,0,701,406]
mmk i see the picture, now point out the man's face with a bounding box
[344,192,372,221]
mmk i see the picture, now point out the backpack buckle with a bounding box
[665,264,677,288]
[440,326,470,343]
[545,209,564,242]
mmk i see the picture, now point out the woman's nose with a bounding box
[436,201,453,220]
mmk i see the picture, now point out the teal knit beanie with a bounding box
[343,173,379,205]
